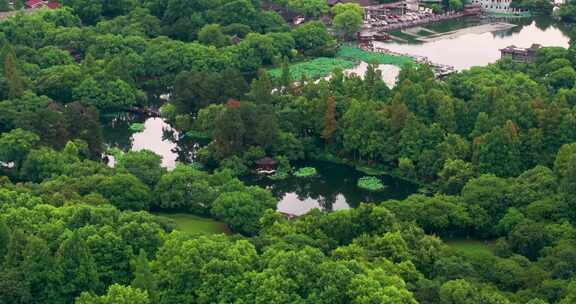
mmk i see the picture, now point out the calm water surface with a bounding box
[102,113,193,169]
[244,161,418,215]
[379,17,571,70]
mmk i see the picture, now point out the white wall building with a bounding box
[469,0,513,12]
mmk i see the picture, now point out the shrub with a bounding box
[129,123,145,132]
[294,167,317,178]
[357,176,386,191]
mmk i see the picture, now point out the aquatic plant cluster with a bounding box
[357,176,386,191]
[268,57,356,80]
[293,167,318,178]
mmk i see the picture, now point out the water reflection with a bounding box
[131,118,179,168]
[343,62,400,88]
[379,17,571,70]
[102,114,194,169]
[244,161,419,215]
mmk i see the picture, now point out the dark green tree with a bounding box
[213,105,246,158]
[56,231,100,302]
[3,47,25,98]
[117,150,164,188]
[21,236,62,304]
[280,57,292,93]
[0,219,9,264]
[131,249,157,301]
[0,0,10,12]
[249,70,273,104]
[321,96,337,144]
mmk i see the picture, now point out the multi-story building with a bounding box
[469,0,513,12]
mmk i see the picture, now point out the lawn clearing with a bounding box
[445,238,495,256]
[268,57,356,80]
[154,212,230,235]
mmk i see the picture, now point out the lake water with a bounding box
[378,17,571,70]
[102,16,570,215]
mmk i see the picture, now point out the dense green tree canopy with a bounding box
[2,2,576,304]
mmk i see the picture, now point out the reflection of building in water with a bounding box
[500,44,541,63]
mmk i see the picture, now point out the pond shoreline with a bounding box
[309,152,427,188]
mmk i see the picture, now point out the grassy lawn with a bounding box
[154,212,230,235]
[337,45,412,66]
[268,57,356,80]
[445,238,495,257]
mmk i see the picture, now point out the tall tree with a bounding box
[56,231,100,302]
[287,0,329,18]
[213,106,246,158]
[131,249,157,301]
[332,9,363,40]
[321,96,337,144]
[0,0,10,12]
[4,228,26,268]
[0,219,9,264]
[76,284,150,304]
[21,236,62,304]
[280,57,292,94]
[198,24,230,48]
[117,150,164,188]
[476,122,522,177]
[64,102,104,159]
[3,47,25,98]
[249,70,273,104]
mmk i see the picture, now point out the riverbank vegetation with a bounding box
[2,1,576,304]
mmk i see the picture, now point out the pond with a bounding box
[101,113,195,169]
[103,115,419,215]
[243,161,418,216]
[378,16,571,70]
